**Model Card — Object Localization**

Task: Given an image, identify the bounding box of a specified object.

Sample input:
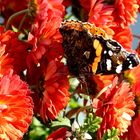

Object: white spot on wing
[116,64,122,73]
[106,59,112,71]
[104,50,107,54]
[128,63,133,69]
[108,50,113,56]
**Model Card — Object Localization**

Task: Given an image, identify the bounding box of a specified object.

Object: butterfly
[59,20,140,77]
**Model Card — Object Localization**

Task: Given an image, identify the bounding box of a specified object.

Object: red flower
[46,127,68,140]
[112,26,133,51]
[48,0,65,17]
[29,0,64,35]
[93,77,135,139]
[88,0,114,27]
[28,15,63,62]
[40,60,70,121]
[79,0,92,13]
[0,70,33,139]
[28,0,64,63]
[26,0,65,86]
[112,0,139,27]
[30,0,64,26]
[29,0,49,28]
[0,44,13,77]
[27,14,64,87]
[26,1,69,122]
[0,29,30,74]
[62,0,72,7]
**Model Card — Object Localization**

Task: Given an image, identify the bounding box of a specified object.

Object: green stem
[18,13,27,30]
[5,9,29,31]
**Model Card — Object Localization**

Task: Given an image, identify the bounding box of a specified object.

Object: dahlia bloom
[26,0,65,87]
[0,44,13,77]
[112,0,139,27]
[26,0,69,122]
[28,0,64,63]
[47,0,65,17]
[93,77,135,139]
[79,0,92,13]
[28,14,63,60]
[0,29,31,74]
[88,0,114,26]
[62,0,72,7]
[29,0,64,35]
[0,70,33,139]
[40,60,70,121]
[112,26,133,51]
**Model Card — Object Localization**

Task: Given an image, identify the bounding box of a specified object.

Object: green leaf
[23,117,50,140]
[12,25,19,32]
[51,116,71,128]
[69,97,80,108]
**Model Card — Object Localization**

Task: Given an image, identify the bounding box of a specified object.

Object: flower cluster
[0,0,140,140]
